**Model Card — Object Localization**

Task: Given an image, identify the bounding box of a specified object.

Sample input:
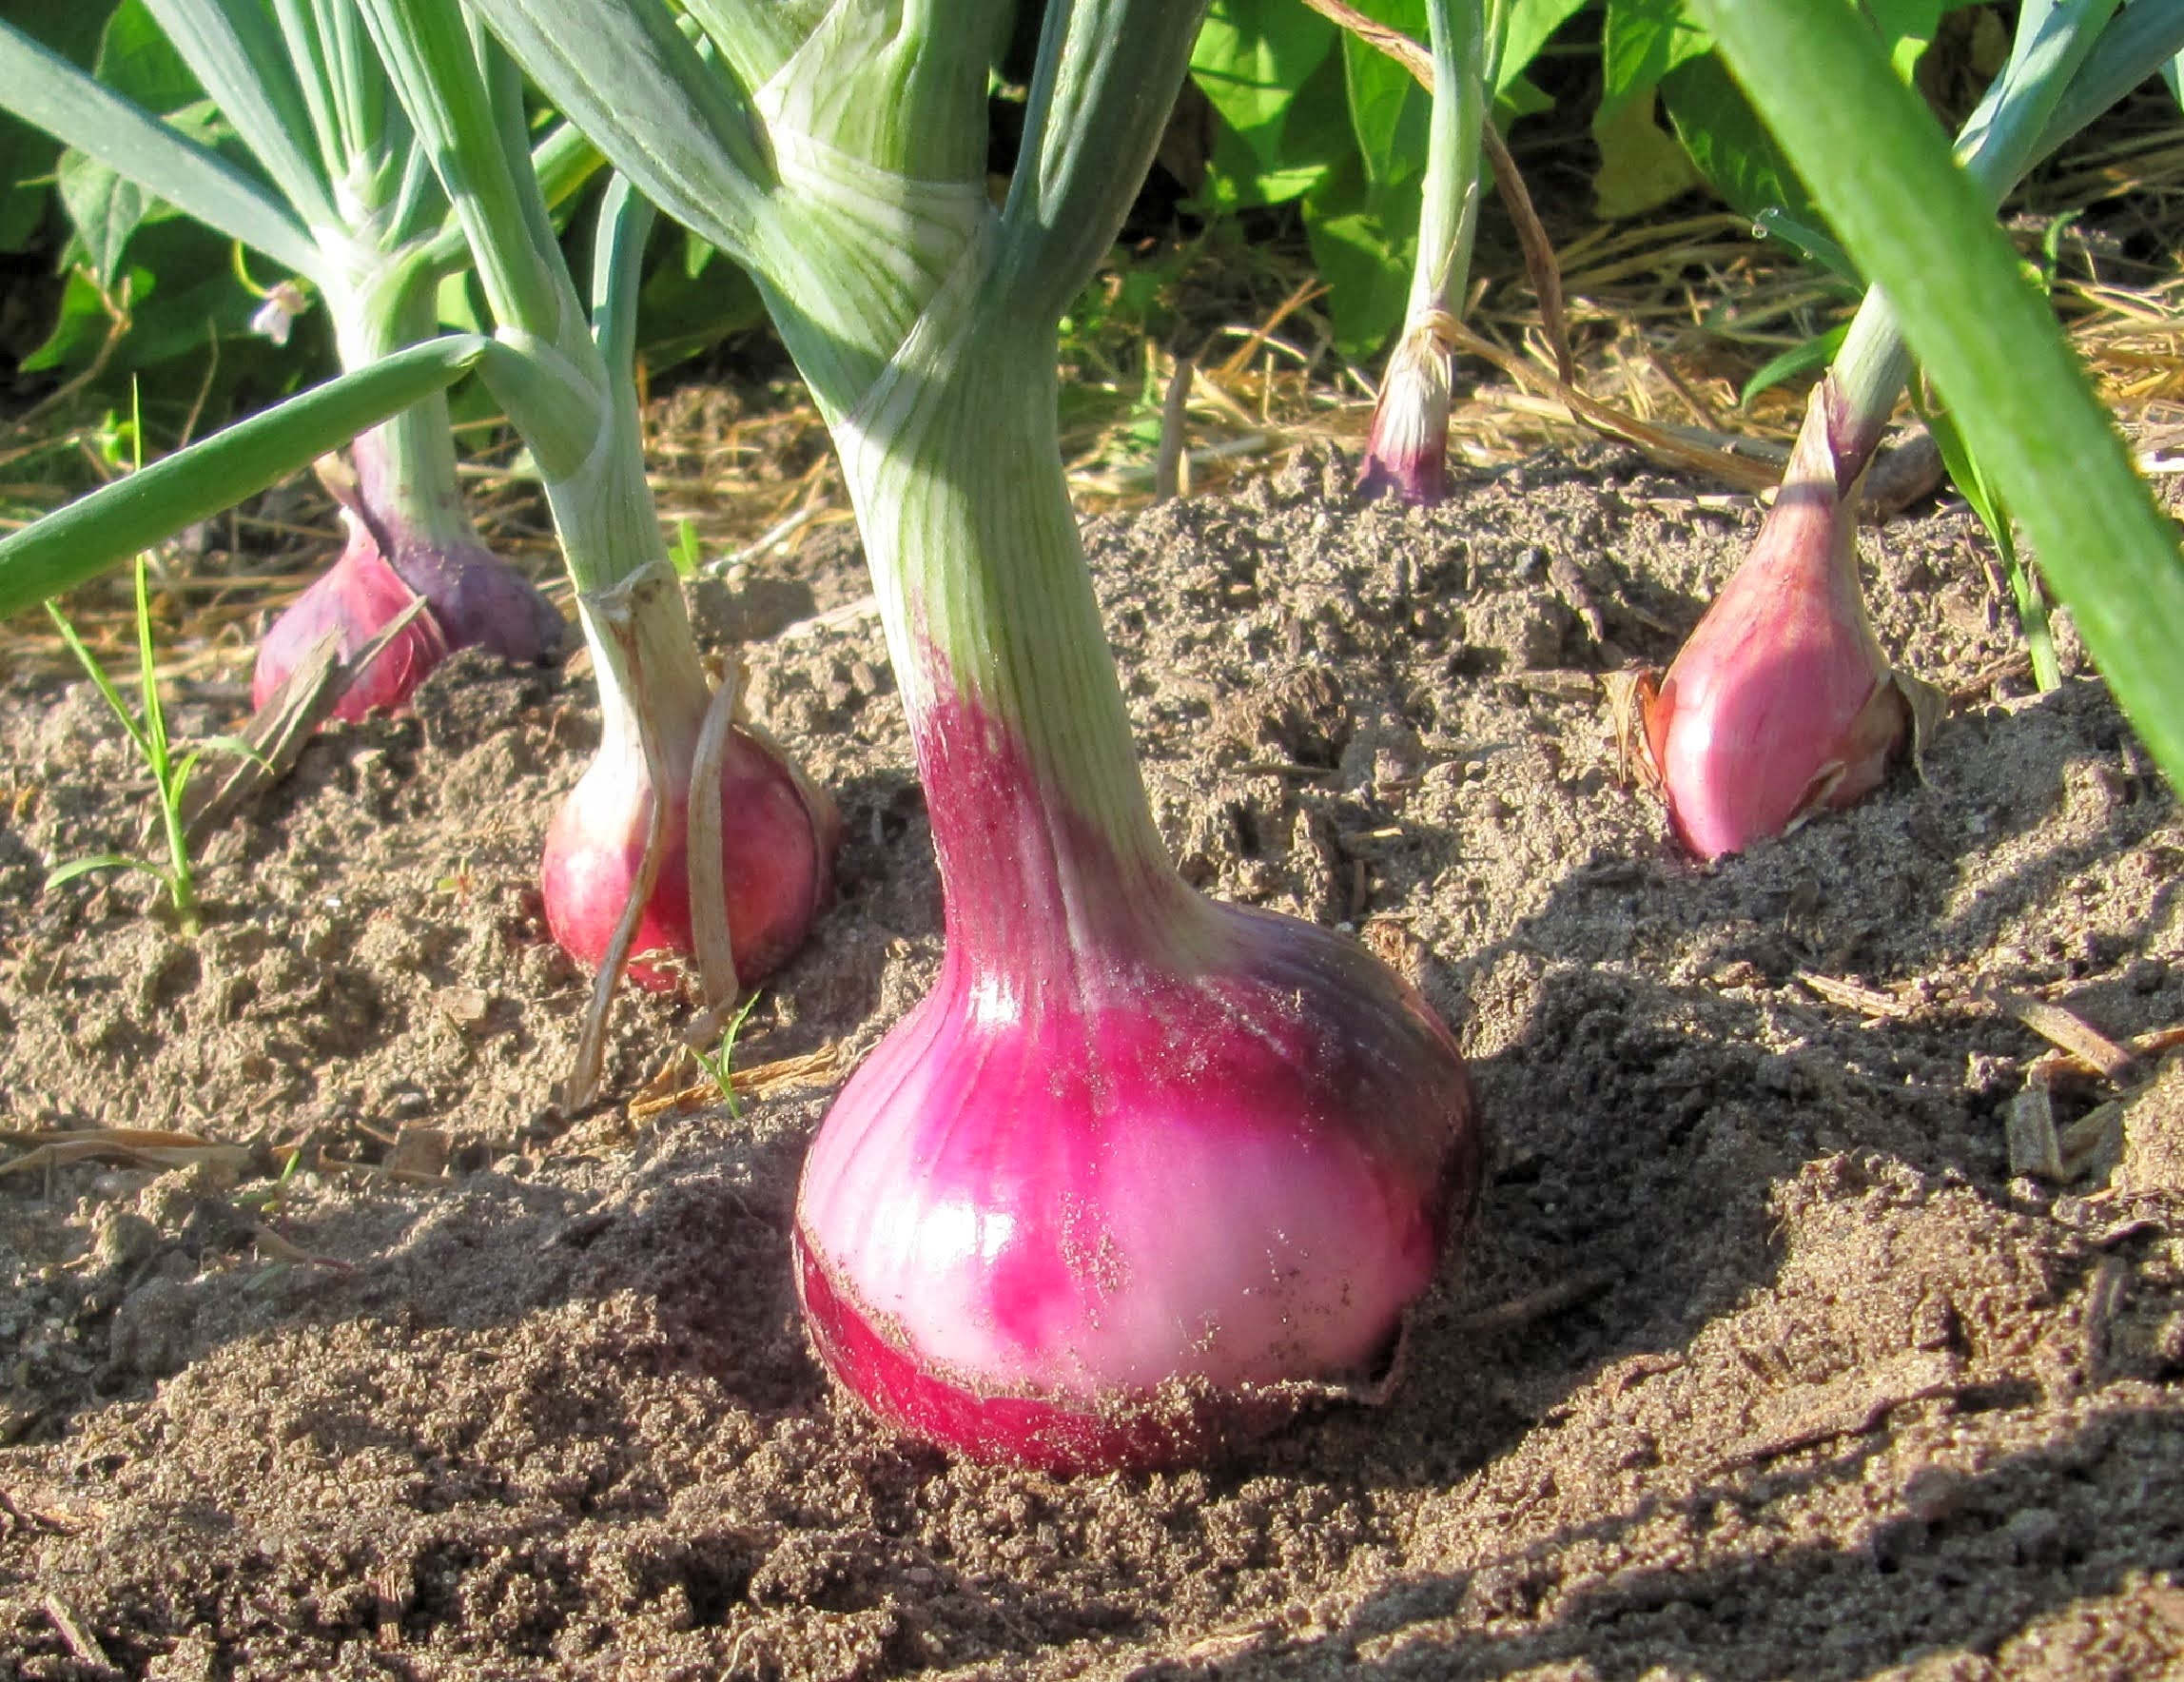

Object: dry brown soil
[2,445,2181,1680]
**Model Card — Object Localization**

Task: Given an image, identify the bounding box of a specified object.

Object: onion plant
[348,0,836,1023]
[1625,0,2184,857]
[1693,0,2184,793]
[1357,0,1494,505]
[0,336,492,617]
[460,0,1481,1471]
[0,4,837,1044]
[0,0,571,717]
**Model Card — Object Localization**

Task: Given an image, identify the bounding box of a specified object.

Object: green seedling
[46,507,267,936]
[672,518,704,577]
[688,991,765,1122]
[234,1144,308,1217]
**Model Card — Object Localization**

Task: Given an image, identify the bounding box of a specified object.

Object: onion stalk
[1358,0,1495,505]
[351,0,836,1006]
[472,0,1483,1469]
[0,3,570,717]
[1622,0,2182,858]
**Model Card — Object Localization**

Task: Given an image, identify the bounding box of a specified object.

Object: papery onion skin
[541,725,836,991]
[793,689,1481,1473]
[1357,325,1454,507]
[379,529,564,675]
[1639,399,1910,859]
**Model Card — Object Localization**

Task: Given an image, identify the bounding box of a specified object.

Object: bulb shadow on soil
[1377,672,2178,1408]
[1181,1398,2184,1679]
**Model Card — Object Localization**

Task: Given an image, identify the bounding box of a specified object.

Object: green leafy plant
[687,990,765,1121]
[45,553,265,937]
[1189,0,1577,355]
[0,0,575,717]
[0,0,839,1106]
[1620,0,2183,859]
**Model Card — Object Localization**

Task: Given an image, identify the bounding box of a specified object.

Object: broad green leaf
[1341,0,1430,188]
[1661,52,1807,222]
[1600,0,1711,123]
[1190,0,1341,205]
[96,0,205,111]
[1498,0,1589,91]
[0,334,490,618]
[1685,0,2184,788]
[0,0,116,252]
[1191,0,1337,136]
[56,150,149,285]
[436,267,486,333]
[20,218,268,404]
[1590,87,1701,219]
[0,15,323,279]
[1303,154,1420,356]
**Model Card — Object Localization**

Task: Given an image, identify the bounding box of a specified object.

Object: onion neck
[327,264,481,558]
[1759,384,1889,669]
[532,339,713,766]
[834,323,1211,994]
[576,560,713,786]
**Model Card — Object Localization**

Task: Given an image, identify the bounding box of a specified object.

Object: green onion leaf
[0,334,491,618]
[0,14,326,282]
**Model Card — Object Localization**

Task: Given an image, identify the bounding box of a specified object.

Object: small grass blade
[46,854,166,890]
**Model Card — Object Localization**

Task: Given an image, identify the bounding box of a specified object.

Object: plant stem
[1685,0,2184,789]
[839,318,1205,986]
[1412,0,1488,325]
[327,263,482,557]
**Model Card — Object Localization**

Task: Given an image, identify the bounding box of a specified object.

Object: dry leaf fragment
[2001,992,2136,1080]
[2007,1078,2064,1181]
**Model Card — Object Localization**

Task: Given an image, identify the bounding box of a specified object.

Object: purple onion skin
[253,489,560,722]
[251,519,452,720]
[377,528,564,673]
[793,689,1482,1474]
[1356,328,1453,507]
[1357,436,1450,507]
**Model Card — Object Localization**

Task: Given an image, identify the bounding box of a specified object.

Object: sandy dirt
[1,444,2180,1679]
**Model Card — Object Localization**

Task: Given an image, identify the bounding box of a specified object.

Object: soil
[2,444,2181,1680]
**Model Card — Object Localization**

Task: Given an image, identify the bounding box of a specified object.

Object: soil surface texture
[2,446,2181,1680]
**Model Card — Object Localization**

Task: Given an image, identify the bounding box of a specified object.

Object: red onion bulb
[1633,400,1918,858]
[542,720,835,990]
[539,567,836,990]
[793,698,1480,1472]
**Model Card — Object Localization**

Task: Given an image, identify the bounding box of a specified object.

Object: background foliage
[0,1,2162,440]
